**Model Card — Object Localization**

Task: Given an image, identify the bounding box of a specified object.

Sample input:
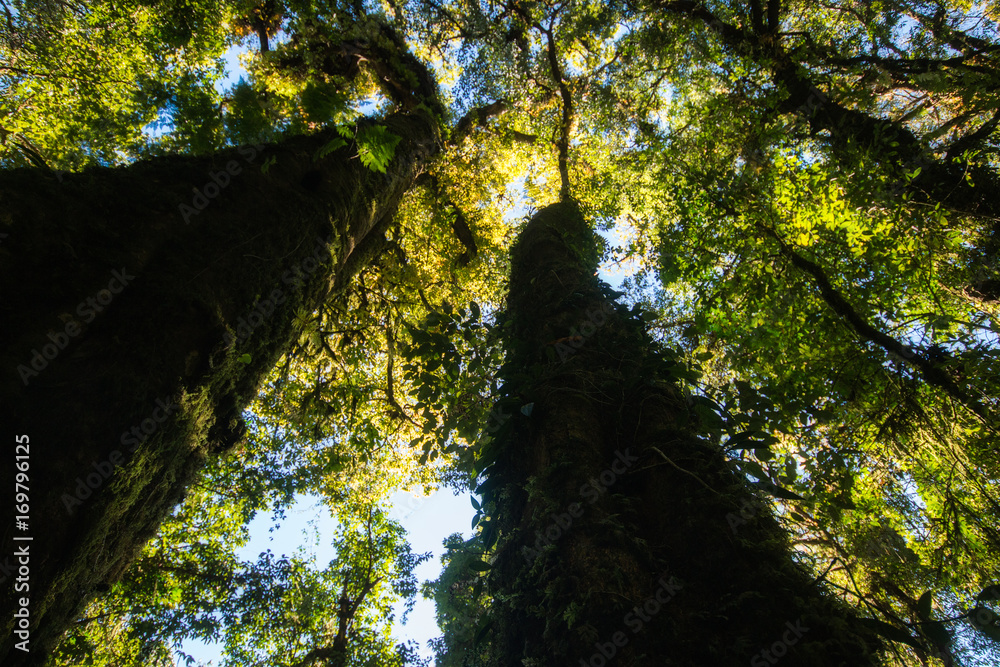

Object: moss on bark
[483,201,885,666]
[0,111,439,664]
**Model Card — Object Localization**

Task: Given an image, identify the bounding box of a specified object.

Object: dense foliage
[3,0,999,664]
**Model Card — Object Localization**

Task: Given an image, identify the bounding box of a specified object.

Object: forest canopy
[1,0,999,665]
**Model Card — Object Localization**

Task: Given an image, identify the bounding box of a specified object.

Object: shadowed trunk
[482,201,884,665]
[0,110,440,665]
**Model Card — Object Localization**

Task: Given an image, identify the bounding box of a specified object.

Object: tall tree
[469,199,883,665]
[619,5,1000,660]
[0,12,444,662]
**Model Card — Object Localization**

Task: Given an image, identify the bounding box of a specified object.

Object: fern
[356,125,402,173]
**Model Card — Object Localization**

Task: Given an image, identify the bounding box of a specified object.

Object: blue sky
[176,489,477,665]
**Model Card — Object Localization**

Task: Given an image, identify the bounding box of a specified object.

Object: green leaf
[473,618,493,647]
[476,476,500,498]
[468,560,492,572]
[356,125,402,173]
[726,430,765,449]
[739,460,767,481]
[917,590,933,620]
[314,137,346,161]
[752,481,804,501]
[755,447,774,461]
[300,81,346,122]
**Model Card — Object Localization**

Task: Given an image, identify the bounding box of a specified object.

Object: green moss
[0,110,441,664]
[479,202,885,666]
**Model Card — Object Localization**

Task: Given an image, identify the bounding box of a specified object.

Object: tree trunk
[0,110,439,664]
[482,201,884,665]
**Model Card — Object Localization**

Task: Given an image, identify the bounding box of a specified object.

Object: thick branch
[654,0,1000,295]
[912,10,1000,57]
[275,18,444,118]
[945,108,1000,161]
[654,0,1000,225]
[452,100,509,143]
[749,0,765,34]
[766,0,780,32]
[291,645,343,667]
[450,100,537,145]
[761,224,988,420]
[822,54,993,76]
[385,325,418,424]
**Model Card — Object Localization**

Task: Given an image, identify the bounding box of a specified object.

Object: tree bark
[482,201,884,665]
[0,110,440,664]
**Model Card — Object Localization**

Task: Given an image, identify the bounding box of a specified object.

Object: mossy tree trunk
[0,111,439,664]
[482,201,884,666]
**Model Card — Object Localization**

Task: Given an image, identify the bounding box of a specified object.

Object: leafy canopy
[7,0,1000,665]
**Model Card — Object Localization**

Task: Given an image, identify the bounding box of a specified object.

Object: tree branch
[760,223,989,421]
[945,108,1000,161]
[541,24,574,201]
[418,172,479,265]
[385,324,418,425]
[452,100,509,144]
